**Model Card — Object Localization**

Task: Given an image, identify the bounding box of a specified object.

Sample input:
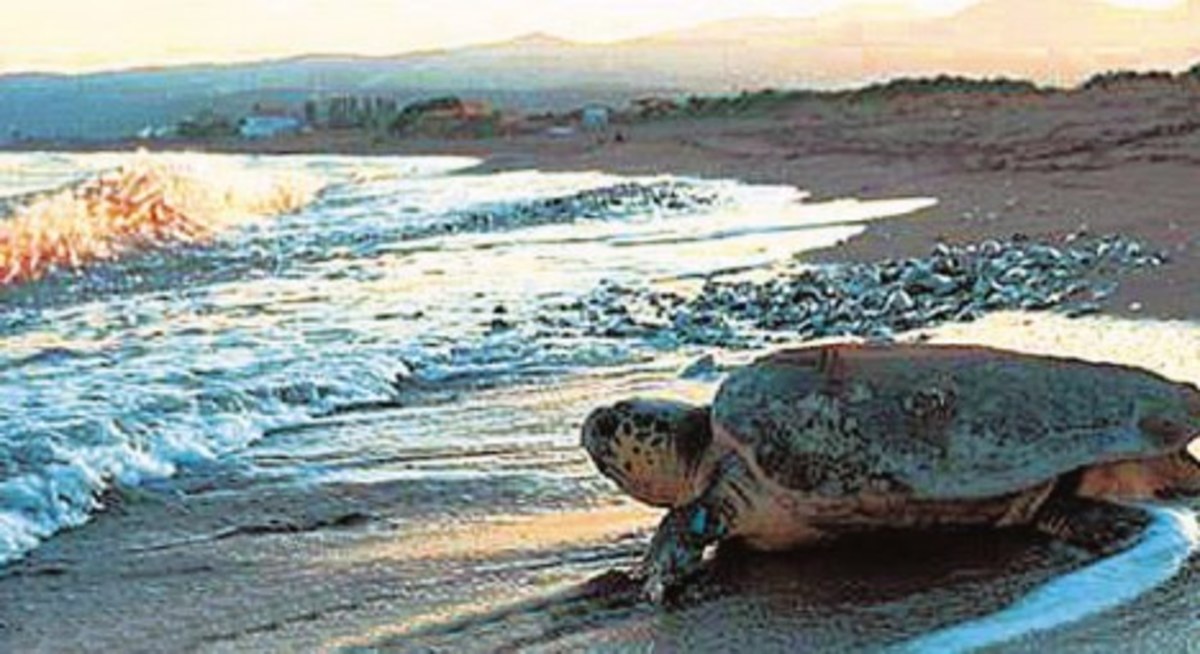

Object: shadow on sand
[371,528,1091,653]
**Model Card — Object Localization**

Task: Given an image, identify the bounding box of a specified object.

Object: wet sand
[5,84,1200,652]
[0,456,1187,654]
[0,452,652,652]
[3,464,1194,653]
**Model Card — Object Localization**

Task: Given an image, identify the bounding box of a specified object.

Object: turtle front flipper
[1034,475,1152,556]
[640,453,756,604]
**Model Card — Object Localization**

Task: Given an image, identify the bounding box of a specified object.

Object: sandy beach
[3,82,1200,652]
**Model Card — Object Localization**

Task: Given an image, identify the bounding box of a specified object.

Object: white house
[581,105,610,131]
[137,125,174,140]
[239,115,303,140]
[545,125,576,138]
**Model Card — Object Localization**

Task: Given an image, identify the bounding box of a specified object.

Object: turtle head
[581,398,712,508]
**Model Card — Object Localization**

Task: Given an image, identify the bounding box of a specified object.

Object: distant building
[389,97,495,136]
[239,115,303,140]
[401,97,491,121]
[447,100,492,121]
[581,105,611,131]
[631,97,679,119]
[137,125,174,140]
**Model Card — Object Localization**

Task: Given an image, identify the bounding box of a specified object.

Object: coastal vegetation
[167,95,509,143]
[2,60,1192,153]
[138,63,1196,149]
[174,110,238,139]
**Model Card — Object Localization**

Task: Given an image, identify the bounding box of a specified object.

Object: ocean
[0,151,931,565]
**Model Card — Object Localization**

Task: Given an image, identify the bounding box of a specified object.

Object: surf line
[895,505,1199,654]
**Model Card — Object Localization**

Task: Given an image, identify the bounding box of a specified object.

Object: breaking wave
[0,153,322,286]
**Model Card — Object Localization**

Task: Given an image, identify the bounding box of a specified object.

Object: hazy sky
[0,0,1186,74]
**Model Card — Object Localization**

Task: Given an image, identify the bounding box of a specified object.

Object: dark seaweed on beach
[554,234,1165,348]
[431,181,719,237]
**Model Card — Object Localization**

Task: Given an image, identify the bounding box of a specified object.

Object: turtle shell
[712,343,1200,499]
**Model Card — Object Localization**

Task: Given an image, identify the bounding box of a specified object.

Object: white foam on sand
[893,310,1200,652]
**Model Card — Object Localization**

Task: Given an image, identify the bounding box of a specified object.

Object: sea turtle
[581,343,1200,602]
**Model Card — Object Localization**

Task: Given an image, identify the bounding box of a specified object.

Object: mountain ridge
[2,0,1197,139]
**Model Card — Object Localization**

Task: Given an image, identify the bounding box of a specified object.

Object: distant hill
[641,0,1199,84]
[2,0,1197,140]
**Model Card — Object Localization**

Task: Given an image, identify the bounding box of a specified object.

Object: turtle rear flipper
[1155,446,1200,499]
[1034,475,1152,556]
[1077,447,1200,501]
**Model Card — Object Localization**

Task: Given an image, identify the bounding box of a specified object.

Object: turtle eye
[584,408,619,438]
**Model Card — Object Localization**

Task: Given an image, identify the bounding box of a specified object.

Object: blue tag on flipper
[690,507,708,535]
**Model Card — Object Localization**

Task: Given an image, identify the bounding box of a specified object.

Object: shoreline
[9,83,1198,321]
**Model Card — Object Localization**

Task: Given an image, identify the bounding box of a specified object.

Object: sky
[0,0,1187,74]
